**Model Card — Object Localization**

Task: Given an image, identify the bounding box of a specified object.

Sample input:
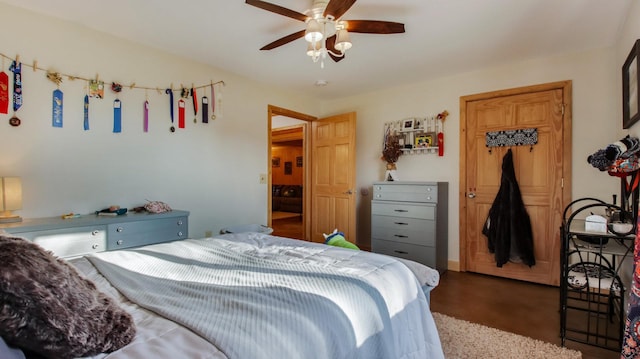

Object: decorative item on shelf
[0,177,22,223]
[381,125,402,181]
[437,110,449,156]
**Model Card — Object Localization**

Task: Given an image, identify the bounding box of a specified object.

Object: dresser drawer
[372,201,435,220]
[372,215,435,246]
[372,238,436,268]
[108,216,188,250]
[15,226,107,258]
[373,183,438,203]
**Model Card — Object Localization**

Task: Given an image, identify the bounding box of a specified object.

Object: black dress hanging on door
[481,149,536,267]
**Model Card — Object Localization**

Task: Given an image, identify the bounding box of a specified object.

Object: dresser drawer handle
[177,220,183,226]
[116,227,124,233]
[394,222,408,225]
[178,231,184,237]
[116,240,124,245]
[92,244,99,249]
[394,234,408,238]
[394,209,408,212]
[394,250,409,255]
[91,230,100,236]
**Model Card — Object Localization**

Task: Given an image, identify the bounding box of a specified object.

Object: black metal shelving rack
[560,173,639,351]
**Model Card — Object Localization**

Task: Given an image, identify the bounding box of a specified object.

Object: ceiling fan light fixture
[304,19,323,42]
[306,41,322,58]
[334,29,352,52]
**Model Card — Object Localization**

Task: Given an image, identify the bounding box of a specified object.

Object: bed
[0,231,444,359]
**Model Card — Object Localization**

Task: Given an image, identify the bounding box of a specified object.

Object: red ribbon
[178,99,185,128]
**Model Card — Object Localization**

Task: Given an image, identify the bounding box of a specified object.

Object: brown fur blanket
[0,235,135,358]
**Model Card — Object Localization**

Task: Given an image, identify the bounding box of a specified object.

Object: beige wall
[0,3,319,237]
[323,47,622,261]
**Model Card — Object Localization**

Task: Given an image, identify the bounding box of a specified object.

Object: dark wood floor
[430,271,618,359]
[271,215,304,240]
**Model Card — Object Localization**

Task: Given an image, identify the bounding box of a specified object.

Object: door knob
[468,192,476,198]
[344,189,353,195]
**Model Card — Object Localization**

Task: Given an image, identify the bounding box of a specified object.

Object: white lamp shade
[1,177,22,211]
[306,41,322,57]
[304,19,323,42]
[334,29,352,52]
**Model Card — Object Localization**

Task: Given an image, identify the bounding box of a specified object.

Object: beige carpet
[433,312,582,359]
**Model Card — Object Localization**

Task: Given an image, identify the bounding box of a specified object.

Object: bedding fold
[87,235,443,359]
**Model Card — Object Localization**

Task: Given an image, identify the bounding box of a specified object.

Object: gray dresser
[371,182,448,273]
[0,210,189,258]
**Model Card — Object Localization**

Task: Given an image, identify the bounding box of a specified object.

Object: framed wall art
[272,157,280,167]
[623,39,640,129]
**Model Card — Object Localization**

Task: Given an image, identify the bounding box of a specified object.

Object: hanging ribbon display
[191,87,198,123]
[202,96,209,123]
[9,60,22,112]
[211,83,216,120]
[0,71,8,114]
[113,99,122,133]
[165,88,174,132]
[178,99,185,129]
[52,89,63,128]
[143,100,149,133]
[83,95,89,130]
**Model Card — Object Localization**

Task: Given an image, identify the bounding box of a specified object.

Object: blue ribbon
[113,99,122,133]
[9,61,22,112]
[52,89,63,128]
[83,95,89,130]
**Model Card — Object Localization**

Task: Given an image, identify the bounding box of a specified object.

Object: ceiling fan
[246,0,405,66]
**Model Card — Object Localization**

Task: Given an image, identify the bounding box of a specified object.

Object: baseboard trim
[447,260,460,272]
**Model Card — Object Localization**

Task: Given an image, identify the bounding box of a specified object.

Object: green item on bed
[323,229,359,250]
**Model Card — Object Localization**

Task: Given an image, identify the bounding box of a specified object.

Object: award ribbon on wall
[113,99,122,133]
[165,88,175,132]
[0,71,8,114]
[191,87,198,123]
[178,99,185,129]
[9,60,22,112]
[83,95,90,130]
[52,89,63,128]
[202,96,209,123]
[143,100,149,132]
[211,82,216,120]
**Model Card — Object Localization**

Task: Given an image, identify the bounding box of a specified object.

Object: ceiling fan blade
[323,0,357,20]
[325,35,345,62]
[246,0,308,22]
[260,30,306,50]
[345,20,405,34]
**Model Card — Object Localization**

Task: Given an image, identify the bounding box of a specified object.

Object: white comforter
[85,233,443,359]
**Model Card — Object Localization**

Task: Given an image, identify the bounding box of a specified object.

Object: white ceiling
[0,0,632,100]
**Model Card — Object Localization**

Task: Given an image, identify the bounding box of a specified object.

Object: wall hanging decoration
[52,89,63,128]
[0,57,8,114]
[382,110,447,157]
[165,88,175,132]
[89,80,104,98]
[143,99,149,133]
[83,94,90,130]
[9,59,22,126]
[178,98,186,129]
[623,39,640,129]
[202,96,209,123]
[0,51,226,132]
[113,99,122,133]
[485,128,538,153]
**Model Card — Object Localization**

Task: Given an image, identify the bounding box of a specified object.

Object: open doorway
[267,106,316,241]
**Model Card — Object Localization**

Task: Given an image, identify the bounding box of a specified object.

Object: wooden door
[310,112,357,244]
[460,81,572,286]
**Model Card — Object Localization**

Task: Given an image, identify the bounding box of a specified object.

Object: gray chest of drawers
[0,210,189,258]
[371,182,448,273]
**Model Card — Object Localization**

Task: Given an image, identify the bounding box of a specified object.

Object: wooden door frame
[268,105,317,240]
[458,80,573,271]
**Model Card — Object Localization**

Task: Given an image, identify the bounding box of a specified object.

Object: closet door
[460,81,572,286]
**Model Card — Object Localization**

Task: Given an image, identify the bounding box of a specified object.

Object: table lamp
[0,177,22,223]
